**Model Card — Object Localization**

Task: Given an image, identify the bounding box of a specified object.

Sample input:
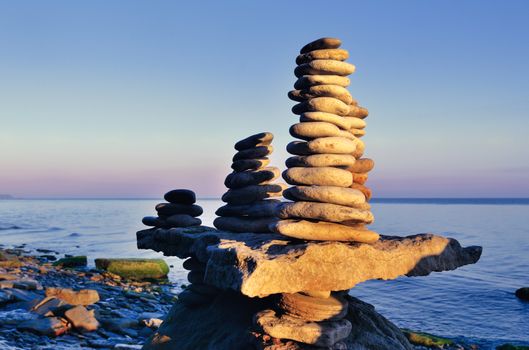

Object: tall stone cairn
[214,132,286,233]
[269,37,379,243]
[142,189,203,229]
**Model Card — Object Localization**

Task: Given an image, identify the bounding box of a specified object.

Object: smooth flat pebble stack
[214,132,286,233]
[269,37,379,246]
[142,189,203,229]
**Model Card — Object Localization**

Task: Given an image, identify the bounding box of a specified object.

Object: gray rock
[155,203,203,217]
[17,316,69,336]
[232,145,273,161]
[235,132,274,151]
[213,216,277,233]
[166,214,201,228]
[221,184,285,205]
[224,167,279,189]
[164,189,196,205]
[231,158,270,172]
[142,216,167,228]
[215,200,280,217]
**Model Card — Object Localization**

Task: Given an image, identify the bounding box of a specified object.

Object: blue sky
[1,0,528,198]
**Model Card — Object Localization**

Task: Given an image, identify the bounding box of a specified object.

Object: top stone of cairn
[299,37,342,54]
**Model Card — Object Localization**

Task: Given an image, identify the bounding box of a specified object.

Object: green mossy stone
[497,345,529,350]
[52,256,87,268]
[402,329,454,348]
[95,258,169,280]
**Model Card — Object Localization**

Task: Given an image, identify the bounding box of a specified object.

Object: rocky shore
[0,246,176,350]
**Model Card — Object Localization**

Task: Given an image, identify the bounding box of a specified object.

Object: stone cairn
[255,38,378,349]
[269,37,378,244]
[214,132,286,233]
[142,189,203,229]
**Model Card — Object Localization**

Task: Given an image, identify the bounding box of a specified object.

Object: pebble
[300,37,342,54]
[342,116,366,129]
[187,270,205,284]
[352,173,368,185]
[215,200,280,217]
[350,128,366,137]
[345,105,369,119]
[288,85,353,104]
[283,167,353,187]
[141,216,166,228]
[221,184,286,205]
[296,48,349,65]
[346,158,374,173]
[287,137,357,155]
[45,287,100,306]
[350,183,372,201]
[234,132,273,151]
[278,292,349,322]
[270,219,380,243]
[64,305,99,332]
[165,214,201,227]
[163,189,196,205]
[224,167,279,189]
[213,216,278,233]
[283,186,366,208]
[515,287,529,301]
[294,60,356,78]
[294,75,350,90]
[155,203,203,217]
[182,258,205,271]
[231,158,270,172]
[276,201,374,224]
[300,112,355,130]
[232,145,273,161]
[352,139,365,158]
[292,97,350,115]
[290,122,355,141]
[286,154,357,168]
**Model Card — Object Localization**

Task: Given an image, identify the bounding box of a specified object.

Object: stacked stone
[142,189,203,229]
[269,37,379,244]
[178,256,220,307]
[214,132,286,233]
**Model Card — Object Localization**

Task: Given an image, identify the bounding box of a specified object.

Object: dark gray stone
[232,146,272,161]
[221,184,284,205]
[231,158,269,172]
[215,200,280,217]
[166,215,201,228]
[155,203,203,217]
[164,189,196,205]
[234,132,273,151]
[224,168,278,189]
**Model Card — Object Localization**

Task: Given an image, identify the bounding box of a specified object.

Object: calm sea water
[1,199,528,348]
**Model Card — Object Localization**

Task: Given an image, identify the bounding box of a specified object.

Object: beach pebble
[221,184,286,205]
[300,112,355,130]
[270,219,380,243]
[64,305,99,332]
[287,137,357,155]
[234,132,273,151]
[295,60,356,78]
[288,85,353,104]
[45,287,99,306]
[278,292,349,322]
[155,203,203,217]
[352,139,365,158]
[515,287,529,301]
[286,154,357,168]
[231,158,270,172]
[163,189,196,205]
[296,48,349,65]
[346,105,369,119]
[346,158,374,173]
[182,257,205,271]
[351,128,366,137]
[276,201,374,224]
[283,186,366,208]
[283,167,353,187]
[294,75,350,89]
[300,37,342,54]
[350,183,372,201]
[166,214,202,227]
[187,270,205,284]
[215,199,280,217]
[142,216,166,227]
[342,116,367,129]
[224,167,279,188]
[213,216,277,233]
[232,145,273,161]
[352,173,368,185]
[290,122,355,141]
[292,97,350,115]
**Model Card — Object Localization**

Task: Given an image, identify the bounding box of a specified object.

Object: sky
[1,0,529,198]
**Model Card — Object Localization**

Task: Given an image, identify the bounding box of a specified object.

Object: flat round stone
[294,60,356,78]
[142,216,166,228]
[165,214,201,227]
[276,201,374,224]
[234,132,273,151]
[296,48,349,65]
[287,137,357,155]
[270,219,380,243]
[224,167,279,188]
[283,186,365,207]
[213,216,277,233]
[346,105,369,119]
[182,257,205,271]
[352,173,368,185]
[301,112,354,130]
[351,128,366,137]
[351,183,372,201]
[300,37,342,54]
[231,158,270,172]
[155,203,203,217]
[232,145,273,161]
[290,122,354,141]
[164,189,196,204]
[342,116,366,129]
[221,184,286,205]
[283,167,353,187]
[292,97,350,115]
[352,139,365,158]
[294,75,350,90]
[278,293,349,322]
[215,199,280,217]
[286,154,356,168]
[346,158,374,173]
[288,85,353,104]
[187,269,205,284]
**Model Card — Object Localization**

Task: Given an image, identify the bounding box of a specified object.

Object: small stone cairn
[214,132,286,233]
[269,37,379,244]
[142,189,203,229]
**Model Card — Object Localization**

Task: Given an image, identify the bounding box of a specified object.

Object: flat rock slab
[137,227,482,298]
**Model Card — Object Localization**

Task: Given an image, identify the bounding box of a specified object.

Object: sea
[1,198,528,349]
